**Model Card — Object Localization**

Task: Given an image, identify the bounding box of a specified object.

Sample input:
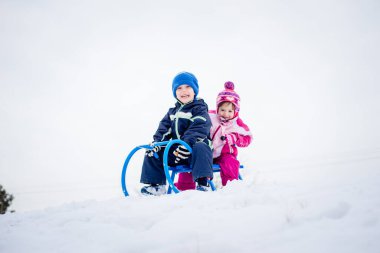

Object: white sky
[0,0,379,211]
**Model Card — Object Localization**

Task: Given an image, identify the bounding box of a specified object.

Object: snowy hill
[1,151,379,253]
[1,0,380,252]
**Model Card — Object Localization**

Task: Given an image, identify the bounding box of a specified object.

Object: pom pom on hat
[216,81,241,112]
[172,72,199,98]
[224,81,235,90]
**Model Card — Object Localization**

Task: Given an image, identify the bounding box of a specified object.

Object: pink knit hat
[216,81,240,112]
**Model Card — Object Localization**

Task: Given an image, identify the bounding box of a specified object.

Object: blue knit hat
[172,72,199,98]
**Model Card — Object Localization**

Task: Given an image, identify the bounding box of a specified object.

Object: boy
[140,72,213,195]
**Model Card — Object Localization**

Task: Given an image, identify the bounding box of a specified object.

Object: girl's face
[218,103,235,120]
[176,85,195,104]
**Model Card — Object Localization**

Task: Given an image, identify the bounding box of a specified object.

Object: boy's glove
[173,145,191,164]
[146,142,161,157]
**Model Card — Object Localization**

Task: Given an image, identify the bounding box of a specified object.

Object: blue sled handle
[121,140,192,196]
[162,140,192,194]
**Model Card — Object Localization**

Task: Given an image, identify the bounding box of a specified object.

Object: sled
[121,139,244,197]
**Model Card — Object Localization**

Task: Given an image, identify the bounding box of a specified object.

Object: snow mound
[1,158,380,253]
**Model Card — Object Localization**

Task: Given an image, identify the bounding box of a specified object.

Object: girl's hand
[223,134,237,145]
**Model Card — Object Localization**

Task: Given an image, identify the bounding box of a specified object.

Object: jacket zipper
[175,104,184,139]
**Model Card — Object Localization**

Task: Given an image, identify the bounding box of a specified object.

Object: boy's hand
[173,145,191,164]
[146,142,161,157]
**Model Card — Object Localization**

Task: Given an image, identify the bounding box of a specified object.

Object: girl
[210,81,252,186]
[175,81,252,190]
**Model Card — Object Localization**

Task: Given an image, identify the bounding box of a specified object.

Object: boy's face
[218,103,235,120]
[176,84,195,104]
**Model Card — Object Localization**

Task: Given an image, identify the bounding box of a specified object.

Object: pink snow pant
[175,153,240,190]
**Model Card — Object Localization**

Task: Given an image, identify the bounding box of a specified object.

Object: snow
[1,0,380,252]
[1,151,380,252]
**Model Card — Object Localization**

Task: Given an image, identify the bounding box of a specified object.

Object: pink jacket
[209,110,252,158]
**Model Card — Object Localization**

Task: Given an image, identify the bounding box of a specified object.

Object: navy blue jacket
[153,98,212,148]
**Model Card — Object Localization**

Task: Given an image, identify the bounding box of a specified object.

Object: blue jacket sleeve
[153,109,172,142]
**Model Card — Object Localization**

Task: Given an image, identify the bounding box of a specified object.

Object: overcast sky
[1,0,379,211]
